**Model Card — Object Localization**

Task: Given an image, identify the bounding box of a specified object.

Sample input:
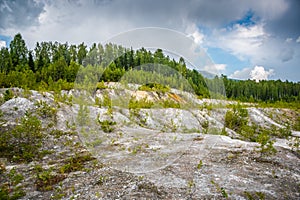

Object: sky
[0,0,299,82]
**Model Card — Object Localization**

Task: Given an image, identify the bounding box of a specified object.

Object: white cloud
[210,23,268,61]
[250,66,274,82]
[230,65,274,82]
[203,63,226,74]
[296,36,300,43]
[0,40,6,48]
[186,23,204,45]
[191,30,204,45]
[229,67,252,80]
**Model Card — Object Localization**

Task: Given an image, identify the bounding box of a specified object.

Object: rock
[0,88,299,199]
[0,97,35,121]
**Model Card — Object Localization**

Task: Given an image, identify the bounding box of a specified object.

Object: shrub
[0,112,43,162]
[35,100,57,119]
[224,104,248,133]
[96,81,107,90]
[0,167,26,199]
[138,83,170,93]
[293,116,300,131]
[4,89,14,101]
[35,167,65,191]
[76,104,90,126]
[129,97,153,109]
[98,120,116,133]
[161,99,180,108]
[102,92,112,108]
[256,129,277,156]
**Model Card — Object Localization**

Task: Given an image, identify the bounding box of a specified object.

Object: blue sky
[0,0,299,81]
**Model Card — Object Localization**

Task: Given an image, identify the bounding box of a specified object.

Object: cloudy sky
[0,0,299,81]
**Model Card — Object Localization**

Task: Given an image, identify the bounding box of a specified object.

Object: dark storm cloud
[0,0,45,30]
[265,0,300,38]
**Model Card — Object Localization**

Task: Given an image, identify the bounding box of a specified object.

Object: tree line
[0,33,299,103]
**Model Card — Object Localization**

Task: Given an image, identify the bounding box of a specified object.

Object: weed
[4,89,14,101]
[77,104,90,126]
[98,120,116,133]
[35,167,65,191]
[197,160,203,169]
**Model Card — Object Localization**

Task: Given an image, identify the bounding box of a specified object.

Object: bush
[138,83,170,93]
[161,99,180,108]
[256,129,277,156]
[4,89,14,101]
[35,167,65,191]
[35,100,57,120]
[76,104,90,126]
[0,112,43,162]
[293,116,300,131]
[96,81,107,90]
[129,97,153,109]
[224,104,248,133]
[98,120,116,133]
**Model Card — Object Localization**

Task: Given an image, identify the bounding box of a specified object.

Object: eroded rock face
[0,97,35,124]
[0,88,299,199]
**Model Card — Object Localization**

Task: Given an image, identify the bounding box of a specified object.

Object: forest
[0,33,300,103]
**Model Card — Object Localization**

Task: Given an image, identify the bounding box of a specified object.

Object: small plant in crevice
[76,104,90,126]
[34,166,65,191]
[60,153,94,174]
[244,191,266,200]
[197,160,203,169]
[293,116,300,131]
[98,119,116,133]
[256,129,277,157]
[35,100,57,121]
[224,103,248,133]
[211,179,228,199]
[201,120,209,134]
[0,167,26,199]
[288,137,300,154]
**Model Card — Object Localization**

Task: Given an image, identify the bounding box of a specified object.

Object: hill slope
[0,85,299,199]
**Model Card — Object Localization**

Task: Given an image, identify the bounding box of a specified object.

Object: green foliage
[0,167,26,200]
[293,116,300,131]
[96,81,107,90]
[210,179,228,199]
[244,191,266,200]
[138,83,170,93]
[129,98,154,109]
[201,120,209,134]
[76,104,90,126]
[0,33,299,103]
[60,153,94,174]
[8,168,24,186]
[289,137,300,153]
[0,112,43,162]
[35,100,57,119]
[224,104,248,133]
[256,129,277,156]
[102,92,112,108]
[197,160,203,169]
[4,89,14,101]
[161,99,180,108]
[98,120,116,133]
[35,167,65,191]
